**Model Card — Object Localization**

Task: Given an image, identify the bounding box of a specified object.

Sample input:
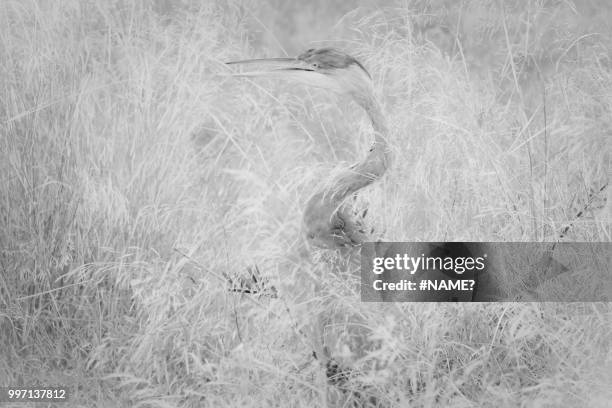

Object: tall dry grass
[1,0,611,406]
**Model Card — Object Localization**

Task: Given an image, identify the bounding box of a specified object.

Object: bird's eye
[312,62,319,68]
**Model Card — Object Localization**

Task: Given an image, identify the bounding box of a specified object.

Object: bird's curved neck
[354,91,388,144]
[322,90,390,202]
[302,86,391,249]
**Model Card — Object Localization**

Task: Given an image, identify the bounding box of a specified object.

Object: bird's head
[226,47,373,100]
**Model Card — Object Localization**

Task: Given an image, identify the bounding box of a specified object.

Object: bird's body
[227,47,391,250]
[227,48,393,388]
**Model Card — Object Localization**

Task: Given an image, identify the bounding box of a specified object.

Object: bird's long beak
[225,56,314,77]
[225,55,341,92]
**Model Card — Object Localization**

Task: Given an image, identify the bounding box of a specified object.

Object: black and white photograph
[1,0,611,406]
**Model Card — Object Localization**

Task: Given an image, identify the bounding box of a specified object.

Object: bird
[226,48,391,250]
[226,50,507,304]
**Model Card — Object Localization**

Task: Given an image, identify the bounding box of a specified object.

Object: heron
[227,47,391,250]
[225,50,507,305]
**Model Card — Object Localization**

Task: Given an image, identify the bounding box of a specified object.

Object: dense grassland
[1,1,611,406]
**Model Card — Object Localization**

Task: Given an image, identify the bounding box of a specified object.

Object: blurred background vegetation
[1,0,610,406]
